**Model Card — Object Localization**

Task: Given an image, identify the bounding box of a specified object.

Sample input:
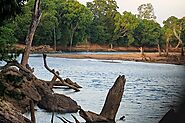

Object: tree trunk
[140,46,144,56]
[173,28,183,49]
[69,31,74,52]
[166,38,169,56]
[100,75,126,120]
[181,43,184,56]
[158,44,161,56]
[21,0,42,66]
[30,100,36,123]
[79,75,126,122]
[69,23,78,52]
[110,43,113,49]
[53,26,56,51]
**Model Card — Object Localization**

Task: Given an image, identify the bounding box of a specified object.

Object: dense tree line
[0,0,185,55]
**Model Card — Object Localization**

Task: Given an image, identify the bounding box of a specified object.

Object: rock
[0,99,31,123]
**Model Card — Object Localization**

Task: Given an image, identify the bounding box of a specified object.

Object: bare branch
[42,54,80,91]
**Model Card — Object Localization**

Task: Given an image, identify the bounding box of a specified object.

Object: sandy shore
[48,53,185,65]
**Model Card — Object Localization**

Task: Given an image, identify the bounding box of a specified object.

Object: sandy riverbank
[48,52,185,65]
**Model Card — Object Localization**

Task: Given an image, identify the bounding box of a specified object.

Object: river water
[22,54,185,123]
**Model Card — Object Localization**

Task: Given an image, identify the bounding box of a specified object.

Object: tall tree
[137,3,156,20]
[163,16,185,56]
[21,0,42,66]
[133,19,161,55]
[87,0,118,45]
[59,0,92,51]
[114,11,139,46]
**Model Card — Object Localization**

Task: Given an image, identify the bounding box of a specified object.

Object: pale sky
[78,0,185,25]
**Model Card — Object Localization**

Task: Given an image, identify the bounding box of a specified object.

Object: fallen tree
[0,60,81,122]
[58,75,126,123]
[79,75,126,122]
[43,54,81,91]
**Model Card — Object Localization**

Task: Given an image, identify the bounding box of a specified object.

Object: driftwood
[2,61,36,80]
[79,75,126,122]
[43,54,80,91]
[79,109,109,122]
[30,100,36,123]
[57,114,80,123]
[159,109,176,123]
[65,78,82,88]
[71,114,80,123]
[0,100,31,123]
[100,75,126,120]
[51,112,54,123]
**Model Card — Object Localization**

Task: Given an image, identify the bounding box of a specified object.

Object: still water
[23,54,185,123]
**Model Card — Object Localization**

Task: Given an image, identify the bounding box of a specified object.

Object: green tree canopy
[114,11,139,46]
[87,0,119,44]
[0,0,27,61]
[137,3,156,20]
[58,0,93,50]
[133,19,161,47]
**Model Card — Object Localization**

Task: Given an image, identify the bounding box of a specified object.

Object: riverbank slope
[48,53,185,65]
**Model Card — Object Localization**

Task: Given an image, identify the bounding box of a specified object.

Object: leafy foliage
[133,19,161,47]
[0,0,28,25]
[114,11,139,46]
[87,0,119,44]
[0,24,20,62]
[0,0,184,55]
[137,3,156,20]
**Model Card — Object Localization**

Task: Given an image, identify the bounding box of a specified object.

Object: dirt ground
[16,44,185,65]
[48,52,185,65]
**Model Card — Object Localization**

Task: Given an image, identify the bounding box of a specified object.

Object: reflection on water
[23,56,185,123]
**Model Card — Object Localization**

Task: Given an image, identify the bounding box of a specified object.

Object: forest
[0,0,185,60]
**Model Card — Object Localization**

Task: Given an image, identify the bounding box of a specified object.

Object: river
[22,54,185,123]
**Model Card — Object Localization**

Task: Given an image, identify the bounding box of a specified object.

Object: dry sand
[48,53,185,65]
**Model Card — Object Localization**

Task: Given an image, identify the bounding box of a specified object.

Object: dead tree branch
[79,75,126,122]
[42,54,80,91]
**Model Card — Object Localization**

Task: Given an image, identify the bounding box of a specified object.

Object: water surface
[23,55,185,123]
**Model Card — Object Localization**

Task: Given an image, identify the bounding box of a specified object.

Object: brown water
[23,55,185,123]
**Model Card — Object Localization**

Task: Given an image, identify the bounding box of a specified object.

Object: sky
[78,0,185,25]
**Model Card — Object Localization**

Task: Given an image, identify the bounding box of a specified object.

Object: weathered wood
[79,109,109,122]
[71,114,80,123]
[79,75,126,122]
[100,75,126,120]
[49,71,59,88]
[65,78,82,88]
[43,54,80,91]
[30,100,36,123]
[0,100,31,123]
[21,0,42,66]
[158,109,176,123]
[56,116,68,123]
[2,61,36,80]
[51,112,54,123]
